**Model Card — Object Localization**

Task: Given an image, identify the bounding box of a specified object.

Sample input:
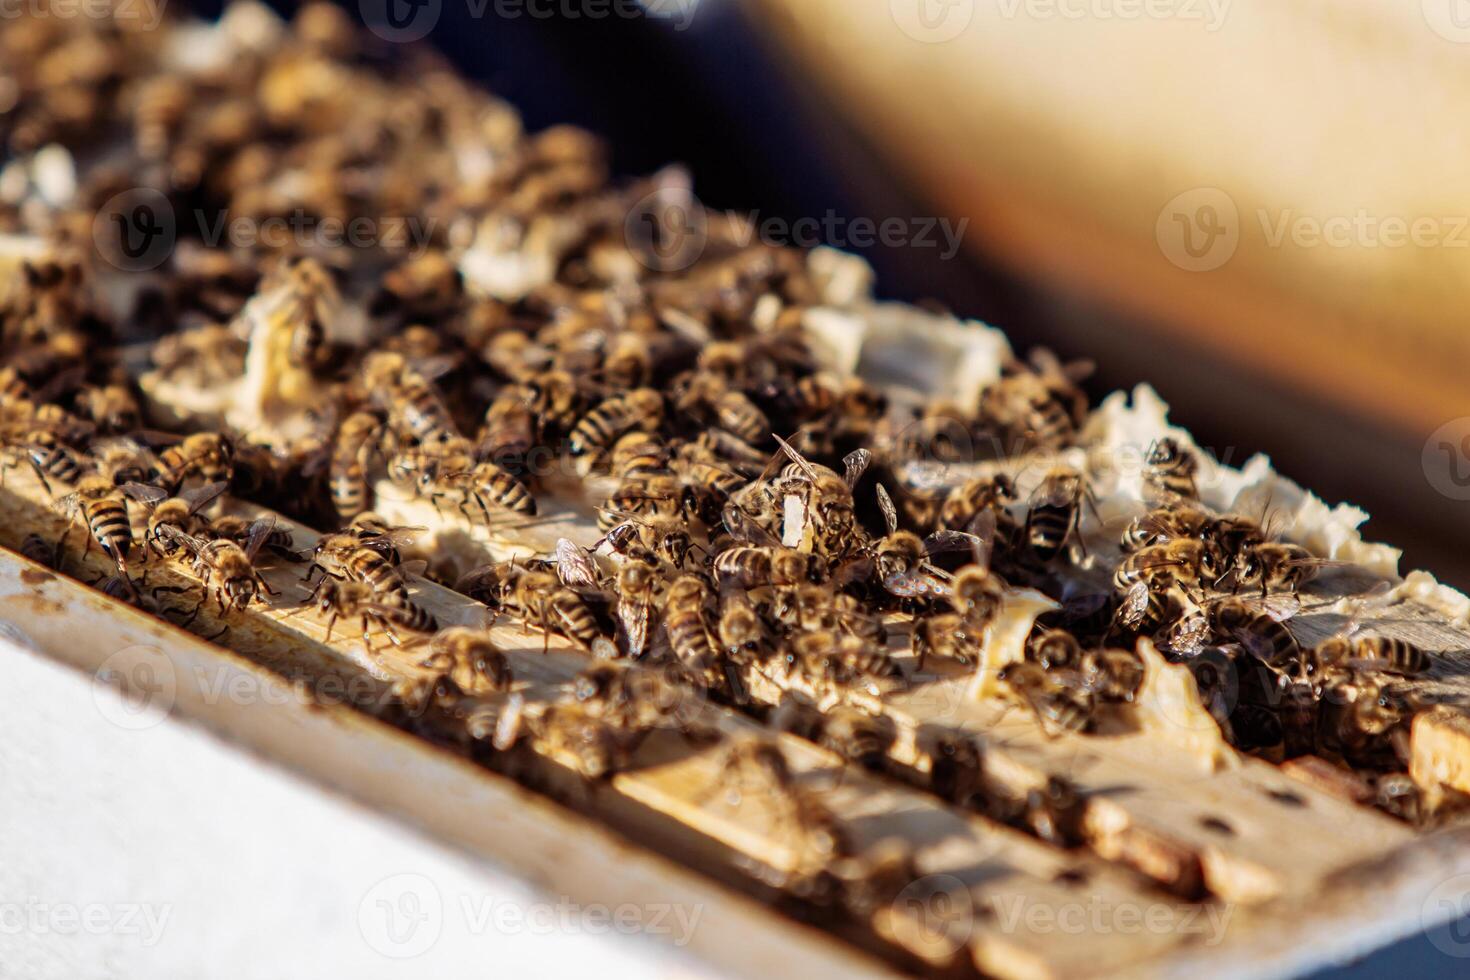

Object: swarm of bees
[0,6,1458,945]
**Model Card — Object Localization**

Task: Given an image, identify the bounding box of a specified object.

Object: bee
[910,611,985,670]
[239,256,340,373]
[310,532,434,636]
[513,700,628,781]
[1234,542,1335,597]
[365,352,460,447]
[477,385,536,474]
[597,473,681,530]
[18,531,61,569]
[122,480,228,559]
[949,510,1007,628]
[420,627,512,693]
[1026,628,1082,670]
[430,459,538,521]
[167,517,280,616]
[525,369,584,439]
[608,430,668,480]
[1330,680,1417,759]
[711,740,852,865]
[497,567,606,653]
[1227,703,1286,754]
[718,587,769,664]
[599,513,694,570]
[1313,634,1430,678]
[1208,597,1302,674]
[778,700,896,769]
[157,432,234,491]
[90,439,157,488]
[569,388,663,458]
[831,634,904,682]
[5,429,87,494]
[917,724,987,807]
[1081,647,1146,703]
[768,438,868,558]
[58,475,133,576]
[664,575,719,673]
[329,411,385,520]
[1024,467,1094,561]
[939,473,1018,536]
[1114,538,1220,595]
[977,364,1081,452]
[1120,505,1212,554]
[864,484,967,603]
[74,384,142,435]
[573,661,709,733]
[615,558,660,658]
[997,661,1094,734]
[600,331,654,390]
[676,373,769,447]
[1142,437,1199,501]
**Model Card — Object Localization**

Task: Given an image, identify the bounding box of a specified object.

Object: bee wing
[1165,610,1211,658]
[1116,581,1151,630]
[771,432,819,481]
[721,504,782,547]
[1061,590,1111,622]
[127,428,185,449]
[180,481,229,516]
[966,509,998,572]
[242,515,278,561]
[876,483,899,537]
[555,537,603,590]
[922,529,980,558]
[618,597,652,658]
[157,522,205,555]
[841,449,872,490]
[454,563,505,599]
[397,559,429,580]
[371,524,429,548]
[120,481,169,508]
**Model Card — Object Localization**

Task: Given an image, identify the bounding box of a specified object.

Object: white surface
[0,638,710,980]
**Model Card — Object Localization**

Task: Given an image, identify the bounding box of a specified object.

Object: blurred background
[179,0,1470,589]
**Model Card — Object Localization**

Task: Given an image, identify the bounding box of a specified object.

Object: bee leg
[27,460,54,498]
[257,571,279,597]
[179,596,205,628]
[201,623,229,643]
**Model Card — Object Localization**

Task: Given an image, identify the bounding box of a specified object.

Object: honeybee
[599,513,694,570]
[939,473,1017,535]
[1026,628,1082,670]
[511,700,628,781]
[866,484,970,603]
[329,410,385,520]
[1313,634,1430,679]
[569,389,663,459]
[675,373,769,447]
[477,385,536,473]
[5,429,87,494]
[122,480,228,559]
[429,459,538,521]
[1234,542,1335,597]
[420,626,512,693]
[917,725,986,807]
[367,354,461,447]
[607,430,667,480]
[1329,679,1417,760]
[310,530,431,626]
[664,575,719,673]
[494,567,607,653]
[949,510,1007,627]
[157,432,234,491]
[767,438,869,558]
[238,256,340,373]
[1120,505,1212,554]
[600,331,654,390]
[1024,467,1094,561]
[711,740,852,865]
[1114,538,1221,595]
[17,531,60,569]
[1141,437,1199,501]
[1080,647,1146,703]
[166,517,280,616]
[58,475,133,576]
[717,587,769,664]
[1206,597,1302,674]
[74,383,142,435]
[615,558,660,658]
[997,660,1094,735]
[910,611,985,670]
[597,473,681,530]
